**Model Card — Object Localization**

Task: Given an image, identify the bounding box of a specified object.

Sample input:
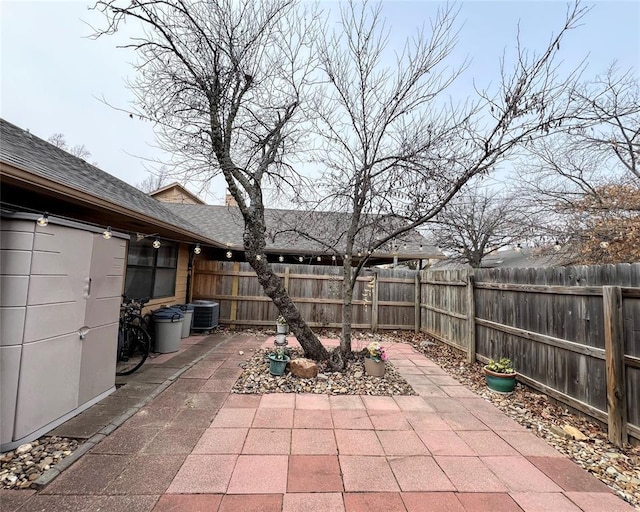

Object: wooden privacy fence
[420,264,640,446]
[192,258,639,445]
[192,261,418,331]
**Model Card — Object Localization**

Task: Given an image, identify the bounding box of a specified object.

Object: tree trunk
[242,213,329,361]
[340,260,353,354]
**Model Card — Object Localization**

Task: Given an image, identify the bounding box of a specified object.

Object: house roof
[149,182,206,204]
[0,118,222,246]
[431,247,570,270]
[165,203,442,262]
[0,117,443,263]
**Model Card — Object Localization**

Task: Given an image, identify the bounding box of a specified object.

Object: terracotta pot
[364,357,385,377]
[484,367,517,393]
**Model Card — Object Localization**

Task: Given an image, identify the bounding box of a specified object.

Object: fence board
[422,263,640,446]
[193,259,639,444]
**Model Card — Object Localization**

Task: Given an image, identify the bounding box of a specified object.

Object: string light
[102,226,112,240]
[37,212,49,226]
[152,238,161,249]
[515,243,522,253]
[419,244,423,251]
[226,250,233,258]
[316,256,321,262]
[331,255,336,261]
[194,243,202,255]
[279,255,284,262]
[256,254,262,261]
[554,241,561,252]
[298,256,304,263]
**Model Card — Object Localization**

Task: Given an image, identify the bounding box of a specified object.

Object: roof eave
[0,162,225,248]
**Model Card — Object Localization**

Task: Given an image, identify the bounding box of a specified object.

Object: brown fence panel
[419,268,471,353]
[376,268,417,330]
[419,262,639,445]
[192,260,418,331]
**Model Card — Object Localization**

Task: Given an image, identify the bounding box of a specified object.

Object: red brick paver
[22,336,635,512]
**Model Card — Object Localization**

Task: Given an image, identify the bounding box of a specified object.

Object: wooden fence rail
[420,264,640,446]
[192,261,417,331]
[192,259,639,445]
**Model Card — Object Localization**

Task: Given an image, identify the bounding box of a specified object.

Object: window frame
[124,239,178,299]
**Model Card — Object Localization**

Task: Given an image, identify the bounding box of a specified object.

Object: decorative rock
[563,424,588,441]
[1,435,79,490]
[15,444,32,455]
[289,358,319,379]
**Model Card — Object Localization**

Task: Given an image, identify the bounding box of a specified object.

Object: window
[124,239,178,299]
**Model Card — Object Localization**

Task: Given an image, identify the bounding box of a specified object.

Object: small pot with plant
[276,315,289,334]
[484,357,517,393]
[268,347,290,376]
[364,341,387,377]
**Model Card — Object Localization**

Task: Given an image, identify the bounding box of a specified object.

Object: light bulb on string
[298,256,304,263]
[194,244,202,255]
[226,250,233,259]
[102,226,112,240]
[278,255,284,262]
[37,212,49,226]
[153,238,161,249]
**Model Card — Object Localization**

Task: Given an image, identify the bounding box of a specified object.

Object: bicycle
[116,296,151,376]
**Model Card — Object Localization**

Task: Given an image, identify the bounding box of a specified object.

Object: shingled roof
[1,117,442,263]
[0,118,220,245]
[165,203,441,261]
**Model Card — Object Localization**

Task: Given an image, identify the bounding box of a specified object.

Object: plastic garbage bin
[177,304,194,338]
[152,307,184,353]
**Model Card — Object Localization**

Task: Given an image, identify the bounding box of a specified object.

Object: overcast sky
[1,1,638,205]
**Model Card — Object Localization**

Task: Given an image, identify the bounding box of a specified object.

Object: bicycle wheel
[116,325,150,375]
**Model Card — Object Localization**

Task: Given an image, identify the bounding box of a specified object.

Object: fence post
[466,272,476,364]
[371,274,379,333]
[284,267,290,292]
[603,285,628,447]
[414,273,421,334]
[230,261,240,329]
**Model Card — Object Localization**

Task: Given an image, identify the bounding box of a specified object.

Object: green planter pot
[484,367,517,394]
[269,354,290,376]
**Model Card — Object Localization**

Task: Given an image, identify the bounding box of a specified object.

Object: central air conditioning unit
[191,300,219,331]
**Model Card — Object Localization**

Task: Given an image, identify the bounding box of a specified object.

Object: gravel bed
[0,437,79,490]
[232,347,416,396]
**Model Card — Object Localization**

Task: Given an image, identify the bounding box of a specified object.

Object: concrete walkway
[1,333,635,512]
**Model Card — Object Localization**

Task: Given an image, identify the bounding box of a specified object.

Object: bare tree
[518,65,639,206]
[293,0,588,352]
[93,0,330,360]
[137,167,171,193]
[48,133,94,162]
[516,65,639,258]
[428,188,533,268]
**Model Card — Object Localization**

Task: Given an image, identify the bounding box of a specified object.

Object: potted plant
[276,315,289,334]
[364,341,387,377]
[268,347,290,376]
[484,357,517,393]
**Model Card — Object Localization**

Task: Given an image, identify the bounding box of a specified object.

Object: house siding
[152,188,201,204]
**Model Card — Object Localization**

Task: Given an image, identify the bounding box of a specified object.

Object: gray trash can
[177,304,194,338]
[152,307,184,353]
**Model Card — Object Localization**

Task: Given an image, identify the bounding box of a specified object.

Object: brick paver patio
[0,333,635,512]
